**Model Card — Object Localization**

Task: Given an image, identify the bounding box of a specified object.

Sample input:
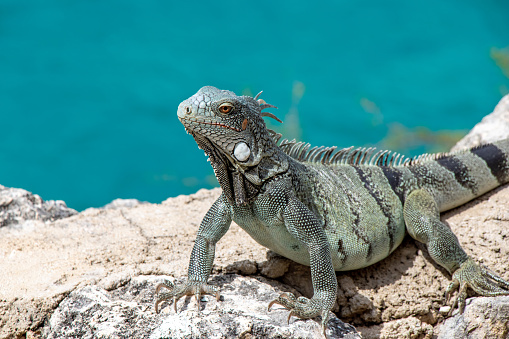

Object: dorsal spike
[395,153,402,166]
[288,142,304,157]
[341,147,355,164]
[384,151,392,166]
[344,148,356,165]
[279,143,293,153]
[388,151,397,166]
[266,129,282,144]
[347,148,361,165]
[279,138,294,147]
[368,150,382,166]
[297,143,312,161]
[273,133,283,144]
[329,151,340,164]
[389,153,399,166]
[330,146,354,164]
[345,149,357,164]
[363,147,377,164]
[376,150,388,166]
[285,142,297,156]
[280,139,296,152]
[321,146,337,165]
[261,111,282,123]
[274,136,456,169]
[294,142,310,159]
[356,147,368,164]
[355,147,368,165]
[312,147,328,163]
[304,146,320,162]
[254,91,263,101]
[260,103,279,111]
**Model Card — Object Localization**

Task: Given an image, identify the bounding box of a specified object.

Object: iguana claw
[268,292,332,335]
[154,279,220,313]
[287,311,295,325]
[445,258,509,316]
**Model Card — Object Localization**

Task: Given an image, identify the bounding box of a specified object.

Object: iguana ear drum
[234,142,251,162]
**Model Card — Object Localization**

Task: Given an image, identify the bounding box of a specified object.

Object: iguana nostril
[185,106,192,114]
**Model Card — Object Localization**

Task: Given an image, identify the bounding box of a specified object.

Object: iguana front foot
[268,292,331,335]
[154,279,220,313]
[445,258,509,316]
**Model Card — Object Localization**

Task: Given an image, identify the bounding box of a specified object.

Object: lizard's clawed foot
[268,292,331,335]
[154,279,220,313]
[445,258,509,316]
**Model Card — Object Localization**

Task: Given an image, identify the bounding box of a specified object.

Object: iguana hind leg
[403,189,509,314]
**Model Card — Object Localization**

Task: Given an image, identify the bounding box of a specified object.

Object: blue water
[1,0,508,210]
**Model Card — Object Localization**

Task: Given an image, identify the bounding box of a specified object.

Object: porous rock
[101,198,148,209]
[452,93,509,151]
[44,275,360,339]
[436,296,509,339]
[0,188,359,338]
[0,185,76,227]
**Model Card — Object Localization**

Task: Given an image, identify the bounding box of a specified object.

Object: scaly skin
[155,86,509,332]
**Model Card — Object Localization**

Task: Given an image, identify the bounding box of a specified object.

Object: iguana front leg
[403,189,509,314]
[268,198,337,332]
[155,194,232,313]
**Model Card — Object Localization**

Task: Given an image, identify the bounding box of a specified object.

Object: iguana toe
[154,279,220,313]
[446,258,509,316]
[268,292,331,334]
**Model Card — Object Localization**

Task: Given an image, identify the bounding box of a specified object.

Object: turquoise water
[1,1,508,210]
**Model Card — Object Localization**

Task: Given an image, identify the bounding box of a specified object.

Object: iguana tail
[406,138,509,212]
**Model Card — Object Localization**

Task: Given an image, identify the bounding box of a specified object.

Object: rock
[0,185,77,228]
[2,183,508,339]
[357,316,434,339]
[259,251,292,278]
[101,198,148,209]
[44,274,360,339]
[436,296,509,339]
[451,93,509,151]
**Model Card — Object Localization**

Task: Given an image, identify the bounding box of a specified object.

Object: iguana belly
[231,205,312,266]
[231,191,406,271]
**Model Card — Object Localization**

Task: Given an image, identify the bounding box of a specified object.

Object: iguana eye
[218,103,233,114]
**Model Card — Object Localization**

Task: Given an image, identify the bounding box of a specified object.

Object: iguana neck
[193,133,288,206]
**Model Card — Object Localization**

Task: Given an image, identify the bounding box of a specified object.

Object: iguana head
[177,86,287,205]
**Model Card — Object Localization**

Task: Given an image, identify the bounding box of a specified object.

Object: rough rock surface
[436,296,509,339]
[0,189,360,339]
[452,93,509,151]
[101,198,148,210]
[2,94,509,338]
[0,185,77,227]
[45,275,359,339]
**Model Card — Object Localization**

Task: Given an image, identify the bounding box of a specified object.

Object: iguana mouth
[189,132,235,169]
[179,116,242,132]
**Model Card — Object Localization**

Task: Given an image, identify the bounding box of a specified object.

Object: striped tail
[417,138,509,212]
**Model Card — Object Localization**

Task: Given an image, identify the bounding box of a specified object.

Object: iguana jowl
[156,86,509,330]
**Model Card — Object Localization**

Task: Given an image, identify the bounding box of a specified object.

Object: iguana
[155,86,509,332]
